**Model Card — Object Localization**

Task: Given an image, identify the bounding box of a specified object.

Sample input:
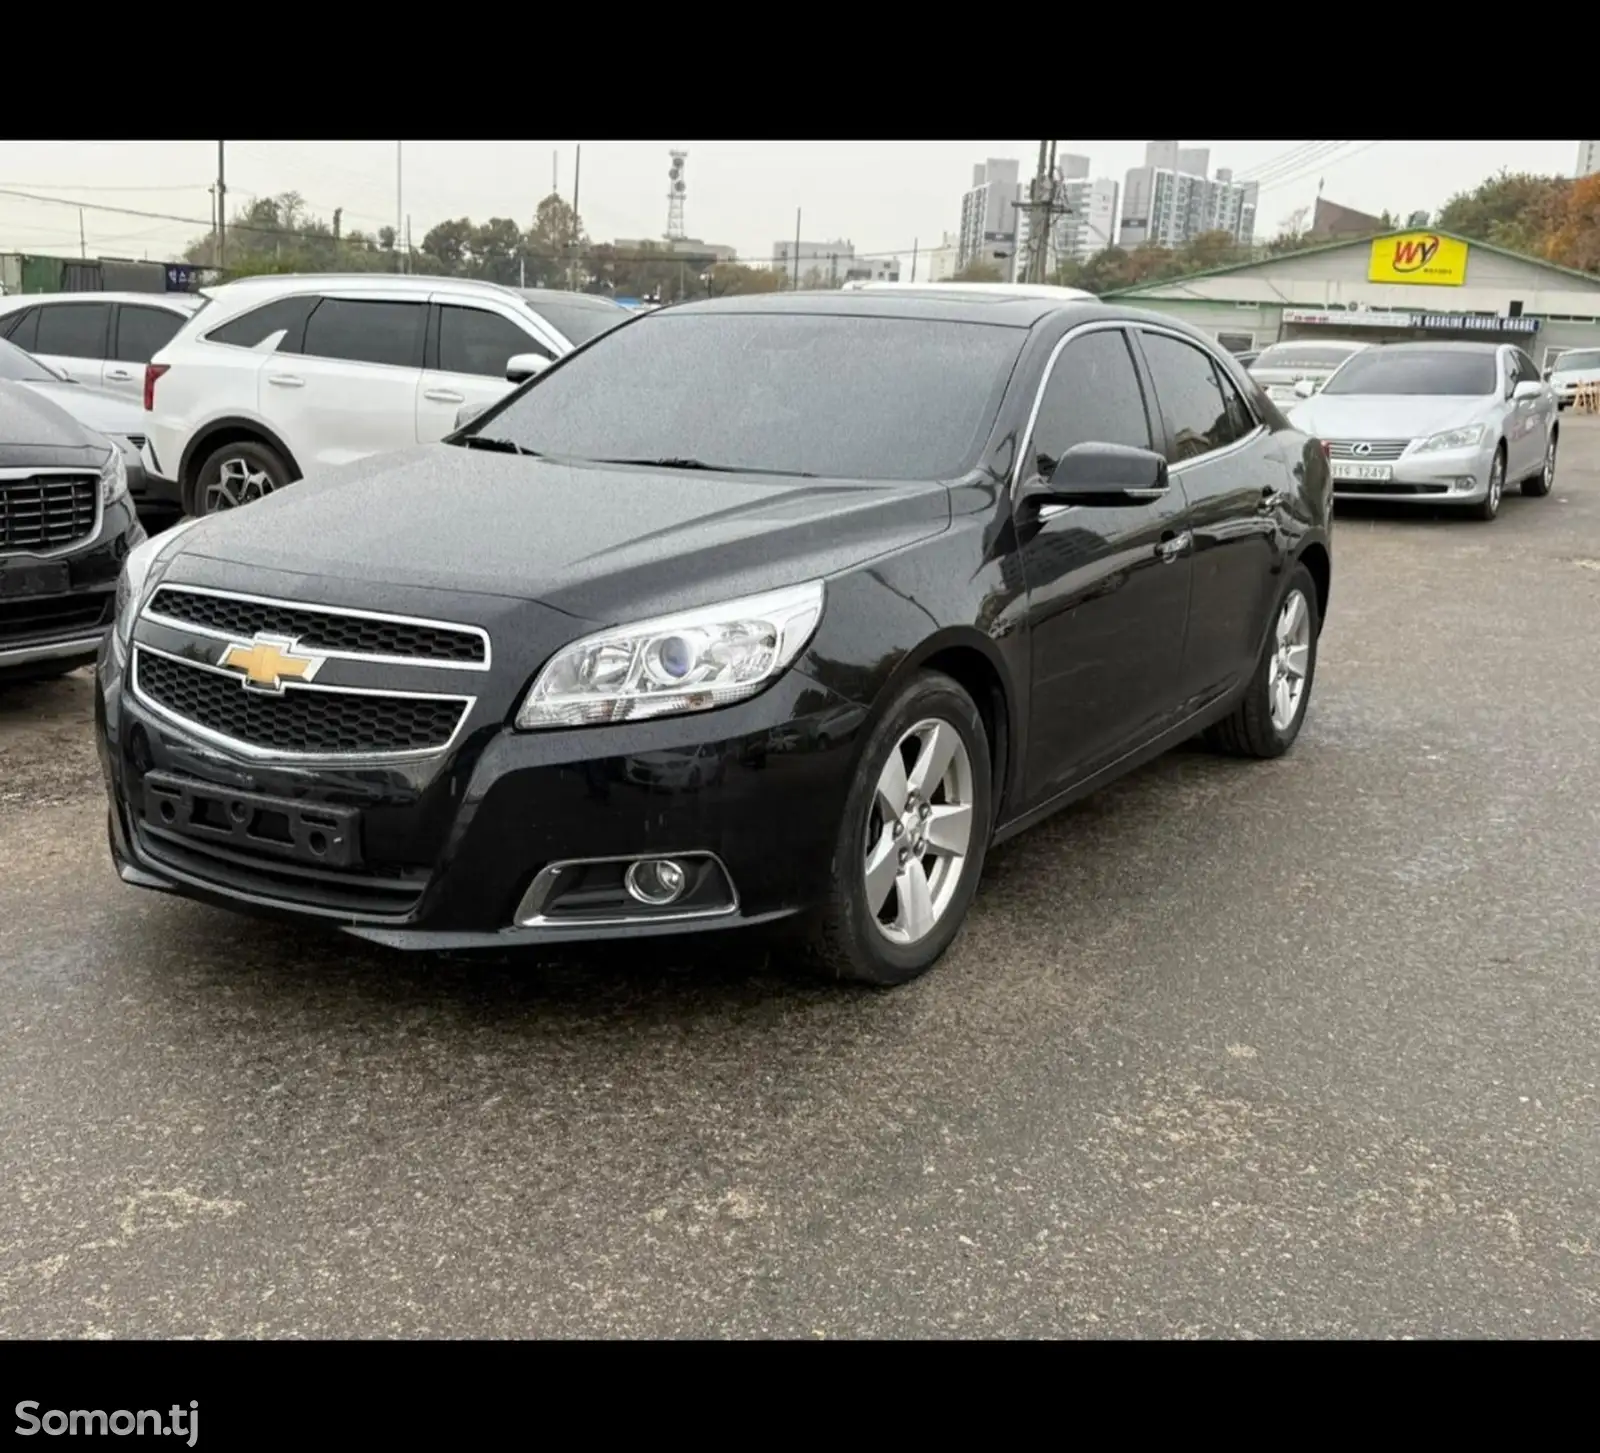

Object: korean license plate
[0,562,70,599]
[1330,461,1393,483]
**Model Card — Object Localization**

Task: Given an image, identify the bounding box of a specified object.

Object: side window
[437,305,542,377]
[1211,359,1258,445]
[114,305,185,364]
[301,299,425,369]
[1,307,38,350]
[1030,329,1152,479]
[33,302,110,360]
[204,295,317,351]
[1138,331,1238,465]
[1512,350,1538,388]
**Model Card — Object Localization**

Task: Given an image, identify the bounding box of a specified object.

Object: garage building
[1102,228,1600,373]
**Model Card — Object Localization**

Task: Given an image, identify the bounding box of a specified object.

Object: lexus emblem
[1352,442,1373,456]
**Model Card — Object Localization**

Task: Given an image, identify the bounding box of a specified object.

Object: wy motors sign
[1368,231,1469,287]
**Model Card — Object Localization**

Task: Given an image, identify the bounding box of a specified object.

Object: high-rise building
[1579,141,1600,178]
[770,239,898,286]
[1119,142,1257,250]
[959,159,1022,272]
[1057,176,1120,262]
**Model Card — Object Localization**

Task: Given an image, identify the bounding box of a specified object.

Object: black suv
[1,382,144,682]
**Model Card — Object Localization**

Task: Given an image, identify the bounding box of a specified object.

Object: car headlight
[100,446,128,504]
[1414,424,1487,454]
[114,516,202,649]
[515,580,825,730]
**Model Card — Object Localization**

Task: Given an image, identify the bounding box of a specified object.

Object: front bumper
[1329,441,1495,504]
[96,648,870,950]
[0,495,142,673]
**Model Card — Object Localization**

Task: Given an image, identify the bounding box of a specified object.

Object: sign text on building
[1367,232,1469,287]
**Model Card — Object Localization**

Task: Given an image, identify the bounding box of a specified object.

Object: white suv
[144,274,631,515]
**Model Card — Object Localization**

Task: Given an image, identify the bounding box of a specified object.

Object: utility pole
[78,208,86,260]
[395,141,404,274]
[792,208,801,291]
[216,141,227,270]
[571,145,582,291]
[332,207,342,256]
[910,237,918,282]
[1013,140,1070,285]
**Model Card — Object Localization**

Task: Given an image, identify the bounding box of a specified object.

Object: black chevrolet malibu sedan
[97,291,1332,986]
[2,383,144,683]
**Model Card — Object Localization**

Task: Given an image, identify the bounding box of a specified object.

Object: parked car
[0,336,177,526]
[1546,347,1600,410]
[144,274,633,516]
[101,289,1332,986]
[1234,350,1261,369]
[0,291,205,402]
[1,381,144,682]
[1287,341,1556,520]
[1248,339,1370,405]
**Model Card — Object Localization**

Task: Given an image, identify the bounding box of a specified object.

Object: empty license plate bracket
[142,771,361,868]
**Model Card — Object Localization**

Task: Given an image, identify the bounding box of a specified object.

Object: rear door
[263,294,427,469]
[1131,326,1289,711]
[1504,348,1545,478]
[107,302,190,399]
[416,299,553,442]
[30,299,113,385]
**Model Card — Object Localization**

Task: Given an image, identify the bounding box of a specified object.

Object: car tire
[1202,562,1321,761]
[800,670,992,987]
[187,438,293,517]
[1469,444,1506,521]
[1522,429,1556,498]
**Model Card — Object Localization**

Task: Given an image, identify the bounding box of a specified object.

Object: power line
[1233,141,1345,184]
[1256,141,1383,197]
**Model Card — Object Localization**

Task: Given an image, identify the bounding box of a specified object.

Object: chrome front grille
[145,586,489,667]
[1326,439,1412,462]
[132,646,473,759]
[0,472,97,553]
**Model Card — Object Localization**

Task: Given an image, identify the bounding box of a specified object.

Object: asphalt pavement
[3,424,1598,1338]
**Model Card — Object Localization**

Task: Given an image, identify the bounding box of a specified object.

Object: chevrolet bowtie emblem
[218,635,323,693]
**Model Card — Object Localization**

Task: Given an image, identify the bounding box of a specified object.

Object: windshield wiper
[591,456,816,478]
[455,435,541,457]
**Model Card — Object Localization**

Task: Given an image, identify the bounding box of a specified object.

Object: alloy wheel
[1544,434,1557,490]
[204,456,278,513]
[1487,452,1504,513]
[863,718,975,946]
[1266,589,1312,734]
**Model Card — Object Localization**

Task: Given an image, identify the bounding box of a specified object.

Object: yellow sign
[218,636,323,692]
[1368,232,1468,287]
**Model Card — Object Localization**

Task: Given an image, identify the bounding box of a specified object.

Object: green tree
[1436,170,1570,256]
[523,193,587,289]
[704,262,782,296]
[953,259,1004,282]
[1542,173,1600,273]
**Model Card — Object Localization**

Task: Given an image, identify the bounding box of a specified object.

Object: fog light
[625,857,688,907]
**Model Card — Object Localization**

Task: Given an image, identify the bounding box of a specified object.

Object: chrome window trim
[142,583,492,672]
[0,465,104,559]
[1010,318,1266,513]
[513,851,740,929]
[130,641,476,764]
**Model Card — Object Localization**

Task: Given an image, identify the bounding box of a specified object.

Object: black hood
[0,380,113,469]
[170,443,952,625]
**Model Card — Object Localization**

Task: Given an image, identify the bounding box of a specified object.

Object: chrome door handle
[1155,530,1191,562]
[267,374,304,388]
[106,368,133,381]
[1258,488,1286,513]
[424,389,465,404]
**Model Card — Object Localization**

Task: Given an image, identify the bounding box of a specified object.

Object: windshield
[471,311,1022,480]
[1320,349,1496,397]
[525,296,631,347]
[1554,349,1600,372]
[1252,344,1361,371]
[0,335,63,383]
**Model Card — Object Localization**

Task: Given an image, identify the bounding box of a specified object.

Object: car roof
[515,288,627,310]
[204,272,519,300]
[843,280,1099,303]
[0,291,201,311]
[664,288,1106,328]
[1364,340,1505,354]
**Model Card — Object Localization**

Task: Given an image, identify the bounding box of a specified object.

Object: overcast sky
[0,140,1585,269]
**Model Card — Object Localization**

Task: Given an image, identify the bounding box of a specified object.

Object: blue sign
[165,264,196,292]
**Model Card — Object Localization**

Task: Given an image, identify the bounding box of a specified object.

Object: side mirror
[454,402,487,431]
[506,353,550,384]
[1512,379,1543,402]
[1026,441,1170,509]
[1293,378,1317,399]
